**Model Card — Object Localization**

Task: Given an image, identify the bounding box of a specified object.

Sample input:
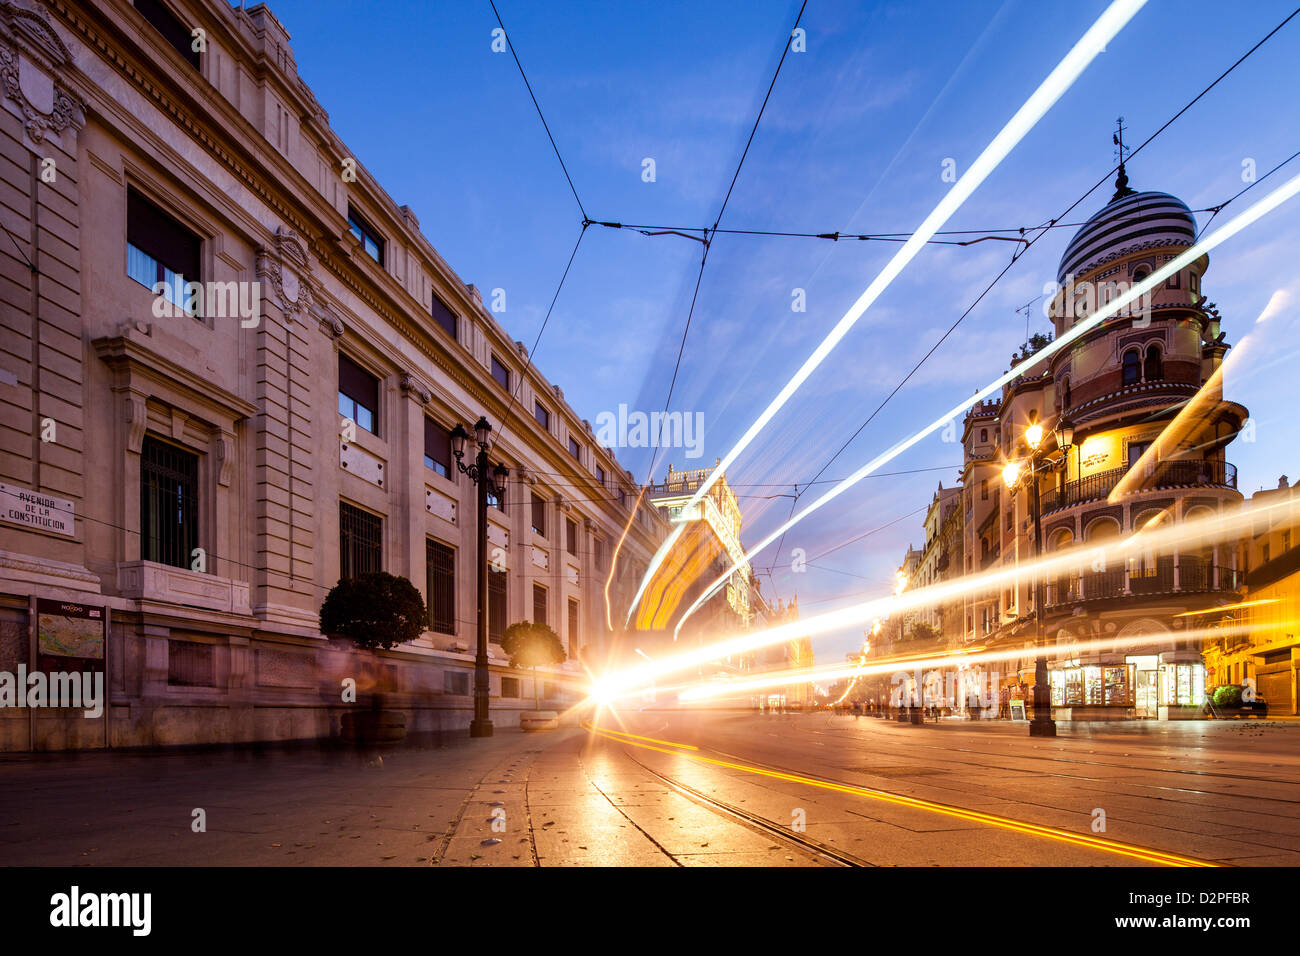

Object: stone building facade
[0,0,667,750]
[886,165,1249,719]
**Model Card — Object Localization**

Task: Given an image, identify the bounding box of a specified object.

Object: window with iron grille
[424,418,452,479]
[488,566,506,644]
[533,583,547,625]
[135,0,200,68]
[444,670,469,696]
[566,518,577,555]
[567,598,579,658]
[426,539,456,635]
[347,205,385,264]
[339,502,382,579]
[338,354,379,436]
[127,188,201,317]
[431,294,456,338]
[500,676,520,698]
[168,640,215,687]
[531,492,546,537]
[140,436,199,570]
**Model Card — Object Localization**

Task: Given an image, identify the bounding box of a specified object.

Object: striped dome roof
[1057,188,1196,282]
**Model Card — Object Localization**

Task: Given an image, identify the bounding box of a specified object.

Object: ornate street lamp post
[1002,413,1073,738]
[451,416,510,739]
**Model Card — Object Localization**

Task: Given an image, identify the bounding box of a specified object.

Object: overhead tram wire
[483,1,598,450]
[767,4,1300,580]
[622,0,810,623]
[630,0,1151,631]
[491,222,589,451]
[665,4,1300,638]
[487,0,588,222]
[642,0,810,481]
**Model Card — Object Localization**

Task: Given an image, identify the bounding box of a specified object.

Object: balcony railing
[1040,460,1237,513]
[1044,563,1239,607]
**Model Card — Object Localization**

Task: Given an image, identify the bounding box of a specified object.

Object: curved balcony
[1040,460,1237,515]
[1044,560,1241,608]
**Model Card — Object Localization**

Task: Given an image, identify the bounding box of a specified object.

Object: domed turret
[1057,185,1197,283]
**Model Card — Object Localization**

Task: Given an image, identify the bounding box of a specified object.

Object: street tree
[501,621,566,710]
[319,572,426,650]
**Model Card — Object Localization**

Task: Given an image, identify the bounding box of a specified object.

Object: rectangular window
[595,537,607,572]
[338,354,379,436]
[617,488,626,508]
[596,466,605,486]
[424,418,451,479]
[980,479,988,500]
[135,0,200,68]
[347,205,384,265]
[531,493,546,537]
[568,436,581,461]
[127,188,201,317]
[426,539,455,635]
[487,483,505,512]
[566,518,577,555]
[488,566,506,644]
[534,401,549,430]
[567,598,580,658]
[430,294,456,338]
[140,436,198,570]
[490,355,510,390]
[1128,440,1154,473]
[167,640,215,687]
[500,676,520,698]
[533,583,548,625]
[444,671,469,696]
[339,501,382,579]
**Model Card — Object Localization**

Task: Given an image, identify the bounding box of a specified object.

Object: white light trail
[592,490,1300,704]
[668,167,1300,639]
[678,622,1258,701]
[624,0,1149,624]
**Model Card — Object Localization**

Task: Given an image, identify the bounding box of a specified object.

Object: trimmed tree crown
[501,621,566,670]
[319,572,427,650]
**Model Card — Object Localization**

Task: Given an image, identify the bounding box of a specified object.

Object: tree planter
[520,710,558,732]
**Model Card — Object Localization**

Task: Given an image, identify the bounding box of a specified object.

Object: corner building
[0,0,667,749]
[950,168,1247,719]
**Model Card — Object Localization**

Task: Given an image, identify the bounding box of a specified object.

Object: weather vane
[1112,116,1130,165]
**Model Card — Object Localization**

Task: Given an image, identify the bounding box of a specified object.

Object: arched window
[1047,528,1074,552]
[1121,349,1141,386]
[1144,344,1163,381]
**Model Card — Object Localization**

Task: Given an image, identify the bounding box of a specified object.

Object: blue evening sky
[254,0,1300,660]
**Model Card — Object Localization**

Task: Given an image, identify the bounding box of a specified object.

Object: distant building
[1201,476,1300,714]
